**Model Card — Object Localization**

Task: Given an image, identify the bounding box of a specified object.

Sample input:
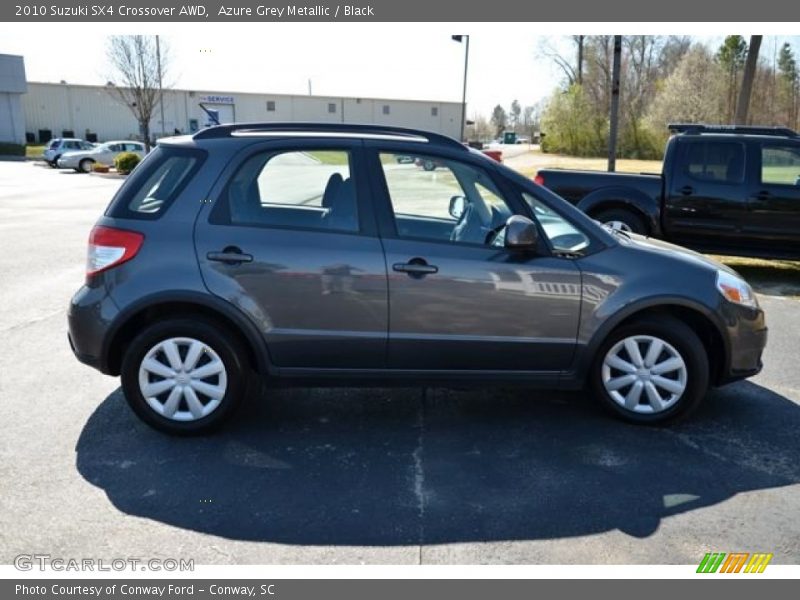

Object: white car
[57,141,147,173]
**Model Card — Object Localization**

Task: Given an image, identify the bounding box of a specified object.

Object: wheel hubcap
[137,337,227,422]
[601,335,687,414]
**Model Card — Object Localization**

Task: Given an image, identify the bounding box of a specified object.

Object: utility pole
[156,35,165,138]
[736,35,763,125]
[452,35,470,142]
[608,35,622,172]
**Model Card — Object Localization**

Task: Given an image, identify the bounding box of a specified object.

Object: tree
[490,105,507,137]
[509,99,522,131]
[778,42,799,127]
[716,35,748,121]
[735,36,762,124]
[105,35,168,150]
[646,45,726,134]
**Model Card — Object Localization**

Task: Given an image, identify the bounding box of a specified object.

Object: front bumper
[718,302,768,385]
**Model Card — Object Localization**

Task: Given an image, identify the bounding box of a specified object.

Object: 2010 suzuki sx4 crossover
[67,124,767,435]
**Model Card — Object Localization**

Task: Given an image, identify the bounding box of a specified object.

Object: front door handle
[393,258,438,277]
[680,185,694,196]
[207,246,253,265]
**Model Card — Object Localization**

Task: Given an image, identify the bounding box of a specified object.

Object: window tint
[105,146,204,218]
[379,152,513,246]
[761,145,800,186]
[226,150,358,233]
[522,192,590,254]
[684,141,745,183]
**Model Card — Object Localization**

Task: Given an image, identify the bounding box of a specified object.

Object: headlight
[716,270,757,308]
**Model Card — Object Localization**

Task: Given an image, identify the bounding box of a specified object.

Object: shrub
[0,142,25,157]
[114,152,141,174]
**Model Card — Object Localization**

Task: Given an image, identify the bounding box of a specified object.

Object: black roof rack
[668,123,798,137]
[192,121,467,151]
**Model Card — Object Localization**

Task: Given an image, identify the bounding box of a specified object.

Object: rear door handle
[393,258,438,277]
[680,185,694,196]
[207,246,253,265]
[754,190,771,201]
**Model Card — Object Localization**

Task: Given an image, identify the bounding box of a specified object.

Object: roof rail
[193,121,467,150]
[668,123,798,137]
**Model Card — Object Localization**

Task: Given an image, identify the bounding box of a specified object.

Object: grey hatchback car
[68,123,767,434]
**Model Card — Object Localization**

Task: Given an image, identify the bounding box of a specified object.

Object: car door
[194,140,388,369]
[369,147,583,372]
[664,139,748,247]
[741,141,800,255]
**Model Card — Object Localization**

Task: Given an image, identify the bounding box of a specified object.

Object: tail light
[86,226,144,278]
[534,174,545,186]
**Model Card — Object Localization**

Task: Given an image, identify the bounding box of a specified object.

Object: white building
[0,54,27,145]
[21,81,464,143]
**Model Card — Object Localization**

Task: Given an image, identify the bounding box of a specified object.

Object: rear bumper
[67,282,119,375]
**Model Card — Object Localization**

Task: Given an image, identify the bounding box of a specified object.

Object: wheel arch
[577,187,661,235]
[101,291,274,377]
[576,298,730,387]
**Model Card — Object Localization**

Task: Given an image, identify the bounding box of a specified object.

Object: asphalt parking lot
[1,160,799,565]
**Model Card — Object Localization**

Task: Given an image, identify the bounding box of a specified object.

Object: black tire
[49,155,60,168]
[121,318,249,435]
[422,159,437,171]
[590,315,709,425]
[594,208,648,235]
[79,158,94,173]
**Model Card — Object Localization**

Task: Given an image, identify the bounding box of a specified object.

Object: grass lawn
[710,255,800,298]
[505,148,662,178]
[26,145,45,159]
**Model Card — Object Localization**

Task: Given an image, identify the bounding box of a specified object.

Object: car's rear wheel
[49,155,60,168]
[595,208,647,235]
[121,318,248,435]
[79,158,94,173]
[590,316,709,424]
[422,159,437,171]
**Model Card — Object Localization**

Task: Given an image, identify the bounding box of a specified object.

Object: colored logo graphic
[697,552,773,573]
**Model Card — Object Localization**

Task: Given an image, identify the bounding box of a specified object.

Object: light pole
[452,35,470,142]
[156,35,165,138]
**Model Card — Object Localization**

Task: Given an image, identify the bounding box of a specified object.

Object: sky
[2,23,799,118]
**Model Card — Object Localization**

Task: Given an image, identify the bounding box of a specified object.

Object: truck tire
[595,208,647,235]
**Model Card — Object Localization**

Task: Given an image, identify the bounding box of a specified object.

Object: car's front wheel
[121,318,248,435]
[79,158,94,173]
[591,316,709,424]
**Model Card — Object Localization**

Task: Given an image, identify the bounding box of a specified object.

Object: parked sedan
[42,138,95,167]
[57,141,147,173]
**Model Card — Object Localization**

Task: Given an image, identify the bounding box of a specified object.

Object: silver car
[42,138,95,167]
[57,140,147,173]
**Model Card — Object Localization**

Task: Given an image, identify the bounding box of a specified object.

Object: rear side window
[683,141,745,184]
[214,150,358,233]
[761,144,800,186]
[105,146,205,219]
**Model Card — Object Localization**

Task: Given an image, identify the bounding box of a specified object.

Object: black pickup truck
[535,124,800,259]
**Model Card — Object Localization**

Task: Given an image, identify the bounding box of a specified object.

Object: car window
[684,141,745,184]
[761,144,800,186]
[126,143,143,152]
[379,152,513,246]
[48,140,60,149]
[110,144,123,152]
[225,150,358,233]
[522,192,590,254]
[125,154,197,214]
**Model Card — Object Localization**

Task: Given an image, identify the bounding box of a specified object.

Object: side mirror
[504,215,539,249]
[449,195,467,219]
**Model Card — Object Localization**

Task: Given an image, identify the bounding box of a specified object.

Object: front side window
[761,144,800,186]
[379,152,513,246]
[225,150,358,233]
[522,193,590,254]
[684,141,745,184]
